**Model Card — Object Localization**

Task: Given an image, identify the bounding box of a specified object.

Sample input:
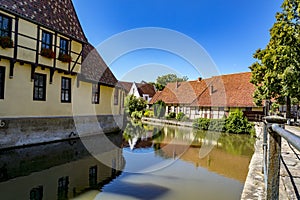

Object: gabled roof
[81,43,118,87]
[0,0,87,42]
[150,72,256,108]
[136,83,156,98]
[149,79,210,105]
[118,81,133,93]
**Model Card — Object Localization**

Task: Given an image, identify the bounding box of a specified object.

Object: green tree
[153,100,166,118]
[250,0,300,117]
[156,74,188,90]
[124,95,147,116]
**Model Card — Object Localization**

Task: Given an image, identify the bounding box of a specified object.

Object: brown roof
[136,83,156,98]
[150,91,162,104]
[0,0,86,42]
[150,72,256,108]
[118,81,133,93]
[81,43,117,86]
[149,79,210,105]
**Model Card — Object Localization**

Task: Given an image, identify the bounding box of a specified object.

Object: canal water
[0,121,255,200]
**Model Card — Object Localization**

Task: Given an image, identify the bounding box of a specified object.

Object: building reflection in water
[0,132,124,200]
[123,121,255,183]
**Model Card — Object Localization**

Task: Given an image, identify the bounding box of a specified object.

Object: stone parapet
[0,115,124,150]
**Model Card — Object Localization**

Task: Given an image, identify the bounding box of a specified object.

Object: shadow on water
[101,177,170,200]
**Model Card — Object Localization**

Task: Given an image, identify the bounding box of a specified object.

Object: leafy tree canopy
[250,0,300,111]
[156,74,188,90]
[124,95,147,116]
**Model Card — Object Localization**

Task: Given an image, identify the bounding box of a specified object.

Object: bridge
[242,116,300,200]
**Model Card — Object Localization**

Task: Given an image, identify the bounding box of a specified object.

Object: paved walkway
[241,124,300,200]
[280,126,300,199]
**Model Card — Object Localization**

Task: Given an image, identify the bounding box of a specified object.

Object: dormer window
[41,30,52,49]
[0,14,12,37]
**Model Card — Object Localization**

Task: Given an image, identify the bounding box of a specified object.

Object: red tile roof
[149,79,211,105]
[150,72,256,108]
[81,43,117,86]
[0,0,87,42]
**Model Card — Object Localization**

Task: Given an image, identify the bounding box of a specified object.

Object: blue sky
[72,0,282,82]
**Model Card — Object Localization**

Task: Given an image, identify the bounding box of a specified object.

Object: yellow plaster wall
[0,11,122,118]
[0,61,122,117]
[17,19,37,61]
[252,107,264,112]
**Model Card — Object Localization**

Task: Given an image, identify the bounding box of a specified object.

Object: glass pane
[39,88,43,99]
[34,88,39,99]
[39,76,44,87]
[61,92,65,101]
[3,18,8,30]
[62,79,66,89]
[65,79,70,89]
[34,78,39,86]
[0,16,3,28]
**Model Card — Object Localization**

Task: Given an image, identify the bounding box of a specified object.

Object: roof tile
[0,0,86,42]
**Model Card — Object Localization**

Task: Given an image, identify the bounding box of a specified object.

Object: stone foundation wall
[0,115,124,150]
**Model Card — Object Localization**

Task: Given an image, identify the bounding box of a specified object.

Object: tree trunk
[286,96,291,119]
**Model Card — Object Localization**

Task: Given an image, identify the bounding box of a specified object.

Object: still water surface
[0,122,255,200]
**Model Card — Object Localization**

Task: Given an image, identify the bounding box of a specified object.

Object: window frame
[57,176,69,200]
[59,38,69,55]
[92,83,100,104]
[0,14,12,37]
[61,77,71,103]
[33,73,47,101]
[0,67,5,99]
[41,30,52,50]
[114,88,119,105]
[89,165,98,187]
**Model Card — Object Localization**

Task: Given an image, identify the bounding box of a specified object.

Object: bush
[225,109,254,134]
[144,110,154,117]
[125,95,147,116]
[176,112,185,121]
[193,118,210,130]
[208,118,226,132]
[131,111,143,119]
[166,112,176,119]
[181,115,190,122]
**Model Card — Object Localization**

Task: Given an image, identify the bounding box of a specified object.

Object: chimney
[197,77,202,82]
[210,85,214,95]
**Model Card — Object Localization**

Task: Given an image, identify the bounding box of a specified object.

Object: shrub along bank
[193,109,255,135]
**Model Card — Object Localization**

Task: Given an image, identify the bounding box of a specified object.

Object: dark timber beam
[13,17,19,61]
[50,68,55,84]
[9,60,15,78]
[31,64,36,81]
[35,25,40,65]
